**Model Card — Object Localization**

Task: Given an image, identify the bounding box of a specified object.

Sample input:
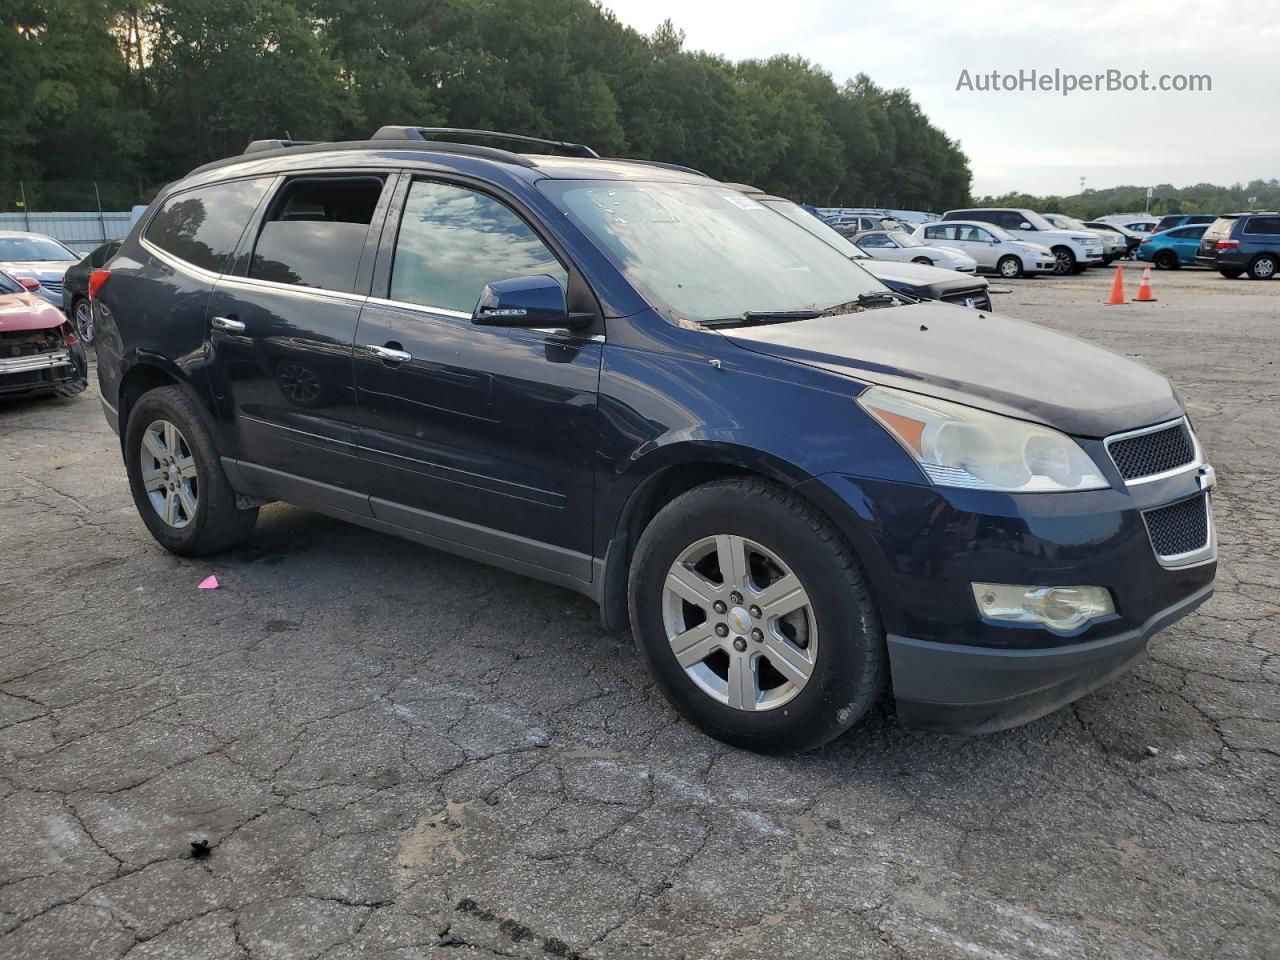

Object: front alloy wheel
[997,255,1023,278]
[140,419,199,528]
[663,534,817,711]
[1052,247,1076,275]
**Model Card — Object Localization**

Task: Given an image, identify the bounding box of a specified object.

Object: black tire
[628,477,886,753]
[1219,269,1243,279]
[996,255,1023,279]
[124,385,258,556]
[1051,246,1076,276]
[1247,254,1277,280]
[1153,250,1179,270]
[911,256,933,266]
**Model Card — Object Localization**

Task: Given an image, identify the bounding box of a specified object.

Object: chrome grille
[1143,494,1210,561]
[1107,419,1196,482]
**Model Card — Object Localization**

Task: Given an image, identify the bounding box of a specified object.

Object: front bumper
[798,458,1217,734]
[0,347,84,396]
[890,581,1213,734]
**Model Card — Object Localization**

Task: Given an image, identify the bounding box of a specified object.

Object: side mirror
[472,275,572,328]
[1019,222,1033,230]
[991,238,1002,244]
[14,275,41,291]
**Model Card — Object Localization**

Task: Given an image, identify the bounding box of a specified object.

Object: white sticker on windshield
[722,194,764,210]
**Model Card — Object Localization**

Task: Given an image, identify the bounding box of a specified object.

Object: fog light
[972,583,1114,634]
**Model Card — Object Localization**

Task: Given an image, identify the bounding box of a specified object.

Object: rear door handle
[211,316,246,333]
[365,344,412,363]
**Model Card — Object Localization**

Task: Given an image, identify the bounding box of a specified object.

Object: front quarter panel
[593,310,925,559]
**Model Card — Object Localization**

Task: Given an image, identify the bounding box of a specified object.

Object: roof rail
[243,139,321,155]
[607,158,711,178]
[372,126,599,159]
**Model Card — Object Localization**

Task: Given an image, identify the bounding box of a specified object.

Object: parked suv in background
[941,208,1104,274]
[1195,213,1280,279]
[93,127,1216,751]
[1043,214,1127,264]
[1152,214,1216,235]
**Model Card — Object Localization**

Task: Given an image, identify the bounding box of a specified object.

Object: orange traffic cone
[1134,266,1157,302]
[1105,265,1126,305]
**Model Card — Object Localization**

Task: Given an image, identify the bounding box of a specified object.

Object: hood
[1015,241,1054,255]
[858,258,986,289]
[0,260,72,283]
[0,291,68,332]
[724,301,1182,438]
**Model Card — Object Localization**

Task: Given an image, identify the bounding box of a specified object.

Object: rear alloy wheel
[72,298,94,343]
[1154,250,1179,270]
[1248,254,1277,280]
[997,255,1023,278]
[911,256,933,266]
[125,385,258,555]
[1051,246,1076,275]
[629,478,886,753]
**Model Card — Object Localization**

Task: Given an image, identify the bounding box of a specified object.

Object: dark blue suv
[91,128,1217,751]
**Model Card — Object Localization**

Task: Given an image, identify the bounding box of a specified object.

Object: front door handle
[365,344,412,363]
[211,316,246,333]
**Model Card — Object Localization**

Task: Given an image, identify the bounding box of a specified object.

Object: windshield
[886,230,924,247]
[764,199,873,261]
[0,235,77,262]
[541,181,885,323]
[0,271,24,294]
[1018,211,1055,231]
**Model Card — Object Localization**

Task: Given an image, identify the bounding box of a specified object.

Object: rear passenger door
[1167,226,1207,263]
[205,173,395,498]
[351,175,603,578]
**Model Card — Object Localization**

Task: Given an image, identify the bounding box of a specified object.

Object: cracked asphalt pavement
[1,262,1277,960]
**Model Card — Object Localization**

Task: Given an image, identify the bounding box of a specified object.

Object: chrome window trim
[365,296,472,320]
[1104,416,1203,486]
[1142,492,1217,569]
[217,272,369,306]
[140,236,222,283]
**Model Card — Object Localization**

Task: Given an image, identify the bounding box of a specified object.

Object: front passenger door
[353,177,603,581]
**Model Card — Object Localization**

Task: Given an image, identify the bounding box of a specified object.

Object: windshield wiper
[819,291,905,315]
[702,310,824,328]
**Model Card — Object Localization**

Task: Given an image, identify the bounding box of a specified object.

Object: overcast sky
[602,0,1279,197]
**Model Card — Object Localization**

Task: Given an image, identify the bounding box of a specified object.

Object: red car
[0,269,88,400]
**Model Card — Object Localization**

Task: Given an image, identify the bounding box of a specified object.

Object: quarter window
[248,177,384,292]
[1244,216,1280,235]
[145,178,271,273]
[390,181,567,314]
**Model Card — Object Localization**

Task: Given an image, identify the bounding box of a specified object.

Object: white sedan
[913,221,1057,277]
[853,230,977,273]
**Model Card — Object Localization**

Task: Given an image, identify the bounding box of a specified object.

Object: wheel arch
[116,355,223,453]
[596,443,823,631]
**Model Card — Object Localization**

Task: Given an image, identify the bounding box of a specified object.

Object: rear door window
[145,178,271,273]
[390,180,567,314]
[248,177,385,292]
[1244,216,1280,235]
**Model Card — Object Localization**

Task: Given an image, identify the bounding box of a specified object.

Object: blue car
[91,126,1216,750]
[1139,224,1209,269]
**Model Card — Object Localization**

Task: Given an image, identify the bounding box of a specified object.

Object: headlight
[857,386,1109,492]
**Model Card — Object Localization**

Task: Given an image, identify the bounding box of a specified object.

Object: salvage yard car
[942,208,1104,275]
[0,269,88,400]
[92,127,1217,751]
[853,229,978,272]
[913,220,1056,277]
[0,230,80,310]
